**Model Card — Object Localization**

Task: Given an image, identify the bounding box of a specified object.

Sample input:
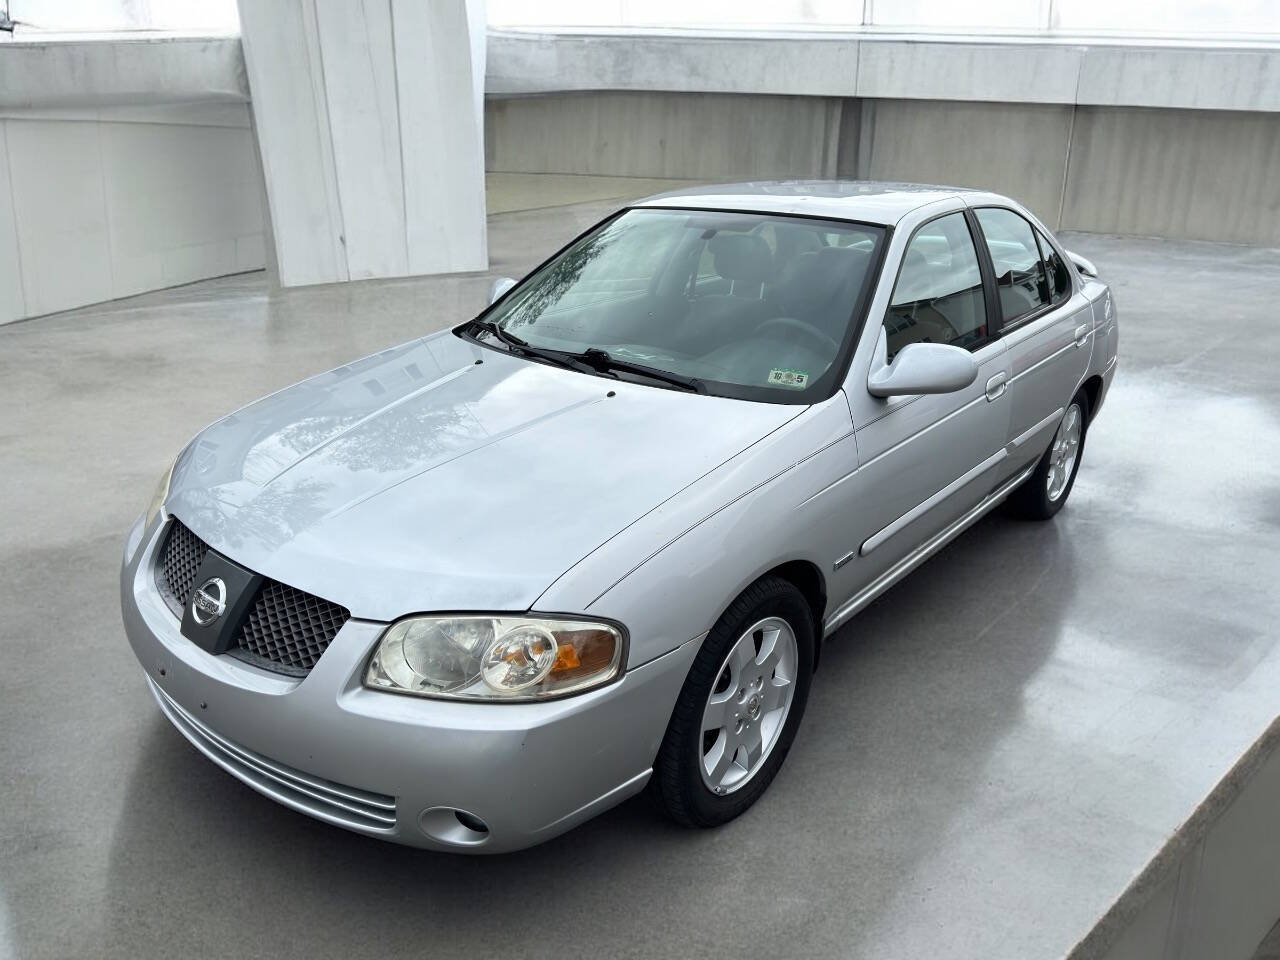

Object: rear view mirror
[868,337,978,398]
[488,277,517,305]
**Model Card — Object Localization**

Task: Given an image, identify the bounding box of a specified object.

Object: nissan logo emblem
[192,577,227,626]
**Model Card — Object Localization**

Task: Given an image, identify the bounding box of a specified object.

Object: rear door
[970,206,1094,481]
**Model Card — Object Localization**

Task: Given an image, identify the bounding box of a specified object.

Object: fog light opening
[418,806,490,847]
[454,810,488,835]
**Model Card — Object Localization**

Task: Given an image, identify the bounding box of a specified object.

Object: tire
[651,575,815,828]
[1007,388,1089,521]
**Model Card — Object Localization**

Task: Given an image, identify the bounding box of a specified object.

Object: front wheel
[1007,390,1089,520]
[651,576,814,828]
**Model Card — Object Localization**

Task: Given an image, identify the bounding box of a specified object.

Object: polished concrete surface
[3,189,1280,959]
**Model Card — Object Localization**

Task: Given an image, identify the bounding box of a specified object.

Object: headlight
[365,616,626,701]
[144,457,176,529]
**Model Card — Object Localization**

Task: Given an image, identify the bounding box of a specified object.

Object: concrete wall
[0,36,266,324]
[485,29,1280,245]
[0,36,247,109]
[486,92,842,180]
[487,29,1280,113]
[1075,723,1280,960]
[1063,106,1280,246]
[485,91,1280,246]
[0,104,266,323]
[850,99,1075,225]
[4,27,1279,323]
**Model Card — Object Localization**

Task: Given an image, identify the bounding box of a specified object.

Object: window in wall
[974,208,1049,325]
[1035,228,1071,305]
[867,0,1045,29]
[885,212,987,361]
[1052,0,1280,36]
[5,0,239,33]
[487,0,859,29]
[487,0,1280,36]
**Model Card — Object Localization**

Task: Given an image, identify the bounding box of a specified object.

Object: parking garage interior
[3,3,1280,959]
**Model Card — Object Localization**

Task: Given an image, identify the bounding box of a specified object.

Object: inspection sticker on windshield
[767,368,809,389]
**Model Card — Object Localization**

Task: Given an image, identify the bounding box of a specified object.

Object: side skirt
[822,463,1037,637]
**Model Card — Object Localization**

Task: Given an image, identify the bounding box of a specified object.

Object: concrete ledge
[487,30,860,97]
[0,35,247,110]
[1077,46,1280,111]
[487,28,1280,112]
[856,39,1084,103]
[1072,716,1280,959]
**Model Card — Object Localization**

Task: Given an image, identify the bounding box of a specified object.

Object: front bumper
[120,515,701,853]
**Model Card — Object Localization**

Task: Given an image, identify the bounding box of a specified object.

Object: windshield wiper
[468,320,592,373]
[572,348,706,394]
[469,318,528,350]
[468,322,704,393]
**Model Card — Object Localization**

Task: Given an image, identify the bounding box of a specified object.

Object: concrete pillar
[237,0,487,287]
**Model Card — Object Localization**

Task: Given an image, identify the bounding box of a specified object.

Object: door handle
[985,372,1007,402]
[1074,323,1091,347]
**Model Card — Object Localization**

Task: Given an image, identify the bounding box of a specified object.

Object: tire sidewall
[659,577,815,826]
[1016,390,1089,520]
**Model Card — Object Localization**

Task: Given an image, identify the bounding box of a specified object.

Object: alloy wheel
[1046,402,1083,502]
[699,617,799,795]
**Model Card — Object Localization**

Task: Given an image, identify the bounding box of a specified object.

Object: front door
[831,210,1012,606]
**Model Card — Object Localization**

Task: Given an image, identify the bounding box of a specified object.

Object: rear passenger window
[975,208,1049,324]
[885,212,987,361]
[1035,228,1071,304]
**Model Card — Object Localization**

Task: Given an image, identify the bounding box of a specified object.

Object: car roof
[632,179,990,226]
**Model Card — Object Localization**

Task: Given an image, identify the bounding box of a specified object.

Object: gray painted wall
[1063,106,1280,246]
[485,91,1280,246]
[851,99,1075,228]
[486,92,842,181]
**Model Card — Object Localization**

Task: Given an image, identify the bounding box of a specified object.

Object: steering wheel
[754,317,840,354]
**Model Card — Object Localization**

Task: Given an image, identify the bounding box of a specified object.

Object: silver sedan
[120,181,1118,852]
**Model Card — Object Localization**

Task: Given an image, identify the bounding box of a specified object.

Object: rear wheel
[651,576,814,827]
[1008,389,1088,520]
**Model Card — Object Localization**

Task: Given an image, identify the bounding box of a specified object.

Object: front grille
[155,519,350,676]
[238,579,350,675]
[156,521,210,617]
[149,678,397,832]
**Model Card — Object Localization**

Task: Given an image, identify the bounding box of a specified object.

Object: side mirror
[1065,250,1097,278]
[488,277,517,305]
[868,335,978,398]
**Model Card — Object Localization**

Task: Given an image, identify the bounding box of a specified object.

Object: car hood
[167,331,801,621]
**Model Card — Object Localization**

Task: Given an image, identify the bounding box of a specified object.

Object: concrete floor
[3,188,1280,960]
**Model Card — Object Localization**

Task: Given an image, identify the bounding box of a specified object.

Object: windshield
[473,208,886,403]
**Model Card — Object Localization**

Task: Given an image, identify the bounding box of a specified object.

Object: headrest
[774,245,870,318]
[773,223,824,262]
[710,233,773,284]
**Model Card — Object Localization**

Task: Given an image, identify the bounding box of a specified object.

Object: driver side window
[884,213,987,362]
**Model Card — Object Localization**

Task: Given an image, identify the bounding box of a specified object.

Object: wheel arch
[758,559,827,671]
[1080,374,1103,423]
